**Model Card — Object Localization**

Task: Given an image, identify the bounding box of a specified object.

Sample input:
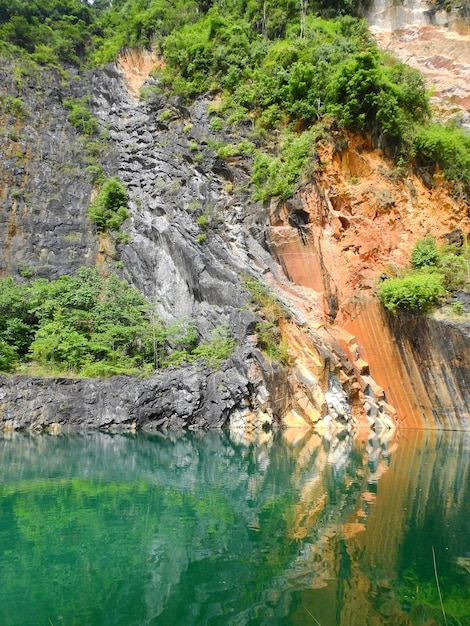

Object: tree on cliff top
[0,0,96,65]
[0,0,468,199]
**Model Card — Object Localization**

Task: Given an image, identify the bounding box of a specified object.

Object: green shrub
[86,164,105,184]
[327,51,429,145]
[244,277,286,322]
[253,128,316,201]
[438,250,469,291]
[413,123,470,190]
[87,177,130,232]
[190,325,235,368]
[1,96,28,119]
[377,272,445,313]
[410,236,440,269]
[18,264,35,278]
[197,214,209,230]
[409,236,470,292]
[29,315,90,370]
[66,99,99,136]
[216,139,255,160]
[0,338,18,372]
[209,116,223,131]
[244,277,289,362]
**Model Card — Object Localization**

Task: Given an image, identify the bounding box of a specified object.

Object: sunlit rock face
[366,0,430,31]
[1,39,470,431]
[386,313,470,429]
[367,0,470,121]
[266,133,470,429]
[0,56,373,433]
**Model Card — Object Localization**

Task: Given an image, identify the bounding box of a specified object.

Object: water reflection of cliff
[1,430,470,625]
[335,430,470,626]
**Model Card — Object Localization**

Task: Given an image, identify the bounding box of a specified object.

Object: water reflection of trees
[1,429,469,624]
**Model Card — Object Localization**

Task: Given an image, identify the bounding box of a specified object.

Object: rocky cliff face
[0,60,99,278]
[265,126,470,429]
[1,21,469,432]
[0,56,371,433]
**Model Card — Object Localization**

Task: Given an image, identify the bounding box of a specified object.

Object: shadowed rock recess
[0,42,469,432]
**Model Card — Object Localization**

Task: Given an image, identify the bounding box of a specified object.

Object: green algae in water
[399,565,470,624]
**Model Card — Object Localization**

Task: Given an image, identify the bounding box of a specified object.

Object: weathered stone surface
[0,352,252,431]
[264,123,470,428]
[367,0,470,122]
[385,312,470,429]
[0,55,373,432]
[2,46,470,432]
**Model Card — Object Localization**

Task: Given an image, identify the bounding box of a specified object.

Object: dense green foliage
[0,268,235,374]
[410,235,440,270]
[87,176,130,232]
[158,3,470,198]
[377,272,445,313]
[413,122,470,194]
[0,0,96,65]
[328,50,430,144]
[378,236,470,314]
[1,0,469,199]
[91,0,371,65]
[160,6,432,198]
[162,10,428,141]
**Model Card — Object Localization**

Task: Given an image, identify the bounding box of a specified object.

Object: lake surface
[1,428,469,626]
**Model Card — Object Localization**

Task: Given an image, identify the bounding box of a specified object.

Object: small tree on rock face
[87,176,130,232]
[410,236,440,270]
[29,314,89,370]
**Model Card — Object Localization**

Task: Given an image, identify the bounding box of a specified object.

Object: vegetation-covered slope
[0,269,234,374]
[1,0,469,196]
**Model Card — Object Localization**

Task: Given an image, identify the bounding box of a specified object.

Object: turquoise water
[1,429,469,625]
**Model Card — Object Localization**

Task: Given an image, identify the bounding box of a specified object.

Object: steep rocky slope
[1,1,470,432]
[267,130,470,429]
[0,57,375,433]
